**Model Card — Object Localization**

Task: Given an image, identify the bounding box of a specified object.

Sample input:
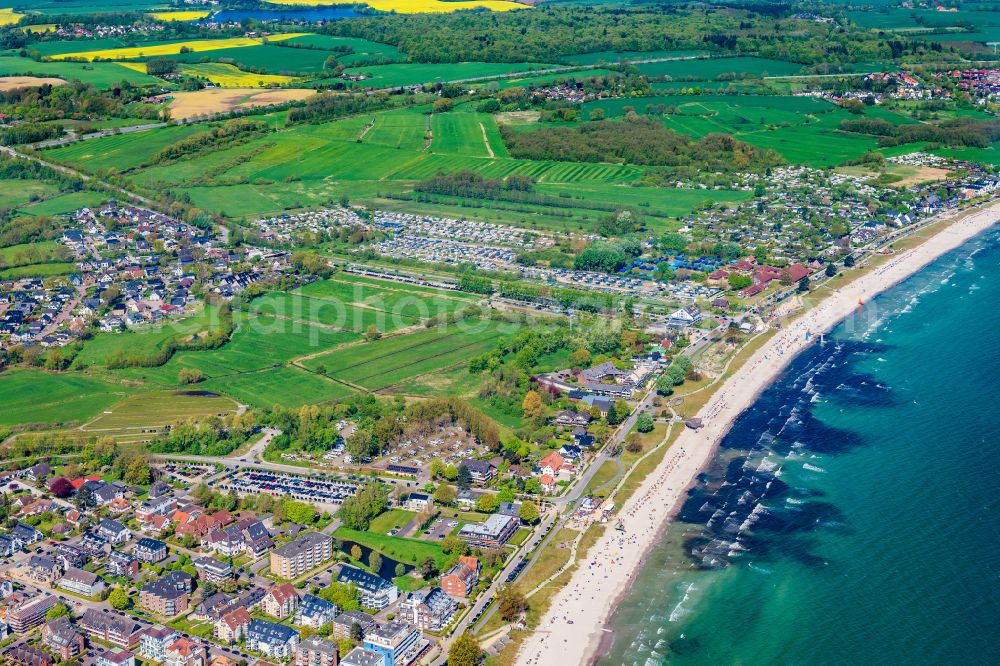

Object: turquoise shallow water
[601,225,1000,665]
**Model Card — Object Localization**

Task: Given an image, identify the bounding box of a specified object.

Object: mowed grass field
[300,320,519,391]
[0,369,131,427]
[47,34,307,61]
[80,391,238,441]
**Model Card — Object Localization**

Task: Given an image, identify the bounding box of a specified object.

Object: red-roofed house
[262,583,299,619]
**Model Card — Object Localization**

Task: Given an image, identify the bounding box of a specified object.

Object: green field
[44,123,209,172]
[0,261,75,279]
[199,365,356,408]
[300,320,518,391]
[284,34,404,65]
[0,240,64,268]
[369,508,417,534]
[75,305,222,368]
[171,44,332,74]
[559,49,708,66]
[0,178,60,207]
[80,391,239,441]
[334,526,447,568]
[0,55,161,87]
[343,61,559,88]
[582,94,922,167]
[635,56,806,80]
[18,190,108,216]
[0,369,130,427]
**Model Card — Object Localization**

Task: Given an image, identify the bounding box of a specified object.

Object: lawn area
[299,320,520,391]
[0,369,131,427]
[515,527,577,592]
[80,391,239,439]
[581,459,620,498]
[369,509,417,534]
[334,527,447,568]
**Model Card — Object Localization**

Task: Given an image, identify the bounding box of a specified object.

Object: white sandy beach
[514,202,1000,666]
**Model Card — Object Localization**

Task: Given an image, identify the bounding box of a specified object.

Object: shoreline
[514,200,1000,666]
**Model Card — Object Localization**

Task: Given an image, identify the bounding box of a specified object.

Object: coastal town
[1,0,1000,664]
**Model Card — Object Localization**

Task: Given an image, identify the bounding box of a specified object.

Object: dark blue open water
[602,224,1000,665]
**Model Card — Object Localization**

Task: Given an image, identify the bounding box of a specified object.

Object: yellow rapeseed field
[264,0,527,13]
[147,10,212,21]
[48,33,308,62]
[22,24,56,33]
[0,8,25,25]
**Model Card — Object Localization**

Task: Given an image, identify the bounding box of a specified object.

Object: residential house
[54,544,88,570]
[330,610,375,641]
[193,557,233,584]
[270,532,332,579]
[246,619,299,660]
[10,523,44,549]
[26,555,62,584]
[403,493,432,513]
[294,594,337,630]
[96,518,131,545]
[97,650,136,666]
[458,514,518,549]
[78,609,145,649]
[362,622,423,666]
[440,556,479,599]
[204,527,244,558]
[140,571,193,616]
[7,595,58,633]
[294,635,338,666]
[4,645,53,666]
[164,637,207,666]
[60,567,105,597]
[134,538,168,564]
[399,588,457,631]
[458,459,495,485]
[539,452,569,478]
[553,410,592,427]
[339,648,381,666]
[107,551,140,579]
[336,566,398,610]
[666,304,702,329]
[214,607,251,644]
[41,618,86,660]
[81,531,111,557]
[238,519,273,558]
[138,626,179,662]
[263,583,300,620]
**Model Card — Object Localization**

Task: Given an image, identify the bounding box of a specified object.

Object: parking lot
[217,469,361,508]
